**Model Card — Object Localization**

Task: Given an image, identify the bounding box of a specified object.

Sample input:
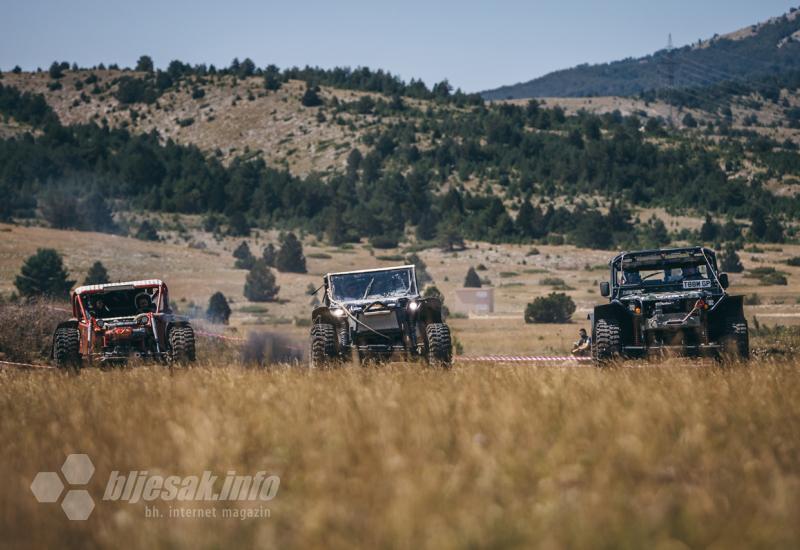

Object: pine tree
[79,192,116,233]
[264,65,282,91]
[415,209,437,241]
[721,218,742,242]
[749,208,767,241]
[700,214,718,242]
[48,61,64,79]
[437,220,465,251]
[135,55,154,73]
[41,189,80,229]
[464,267,482,288]
[206,291,232,324]
[84,261,109,285]
[233,241,255,269]
[301,84,322,107]
[515,201,536,238]
[276,233,307,273]
[719,244,744,273]
[14,248,75,298]
[227,212,250,237]
[244,260,280,302]
[764,217,785,243]
[262,243,277,266]
[405,253,432,286]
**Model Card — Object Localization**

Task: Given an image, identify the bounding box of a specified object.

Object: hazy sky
[1,0,797,92]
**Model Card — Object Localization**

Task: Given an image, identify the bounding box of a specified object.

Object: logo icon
[30,454,95,520]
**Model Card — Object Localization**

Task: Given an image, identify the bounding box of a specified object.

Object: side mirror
[600,282,610,297]
[718,273,729,289]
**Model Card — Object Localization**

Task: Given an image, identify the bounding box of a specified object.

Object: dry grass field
[1,359,799,549]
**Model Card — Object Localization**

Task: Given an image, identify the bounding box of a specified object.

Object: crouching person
[572,328,591,357]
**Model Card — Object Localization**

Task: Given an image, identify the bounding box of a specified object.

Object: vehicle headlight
[137,316,149,325]
[332,309,346,317]
[96,319,105,329]
[408,301,419,312]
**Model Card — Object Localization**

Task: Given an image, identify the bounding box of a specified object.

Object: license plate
[682,279,711,289]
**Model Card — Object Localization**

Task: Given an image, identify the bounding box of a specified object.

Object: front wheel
[310,323,338,369]
[53,326,81,371]
[593,319,621,366]
[425,323,452,368]
[169,325,196,364]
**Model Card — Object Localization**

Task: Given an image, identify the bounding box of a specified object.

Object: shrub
[524,293,576,324]
[244,260,280,302]
[787,257,800,267]
[14,248,75,299]
[135,220,159,241]
[84,261,109,285]
[206,292,231,324]
[369,234,399,249]
[761,272,788,286]
[115,76,158,104]
[464,267,482,288]
[0,300,65,363]
[744,294,761,305]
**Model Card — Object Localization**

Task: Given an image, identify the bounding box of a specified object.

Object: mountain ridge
[482,8,800,100]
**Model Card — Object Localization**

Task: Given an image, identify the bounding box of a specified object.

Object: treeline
[15,55,482,107]
[0,85,795,249]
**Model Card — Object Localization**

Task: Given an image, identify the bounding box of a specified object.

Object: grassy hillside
[482,8,800,99]
[1,52,799,252]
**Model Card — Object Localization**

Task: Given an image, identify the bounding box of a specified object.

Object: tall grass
[1,361,799,548]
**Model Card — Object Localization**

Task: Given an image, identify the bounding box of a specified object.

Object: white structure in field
[453,288,494,315]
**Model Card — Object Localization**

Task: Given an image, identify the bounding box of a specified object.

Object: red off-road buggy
[52,279,195,369]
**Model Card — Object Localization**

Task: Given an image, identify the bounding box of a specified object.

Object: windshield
[329,268,416,302]
[82,288,161,319]
[616,262,713,288]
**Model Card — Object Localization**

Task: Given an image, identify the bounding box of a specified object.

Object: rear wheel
[310,323,338,369]
[169,325,196,364]
[53,326,81,371]
[425,323,452,368]
[720,321,749,362]
[593,319,621,366]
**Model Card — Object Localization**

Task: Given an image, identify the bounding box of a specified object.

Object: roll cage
[606,247,726,300]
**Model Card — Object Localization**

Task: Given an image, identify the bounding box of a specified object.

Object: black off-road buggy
[309,265,452,367]
[591,247,748,364]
